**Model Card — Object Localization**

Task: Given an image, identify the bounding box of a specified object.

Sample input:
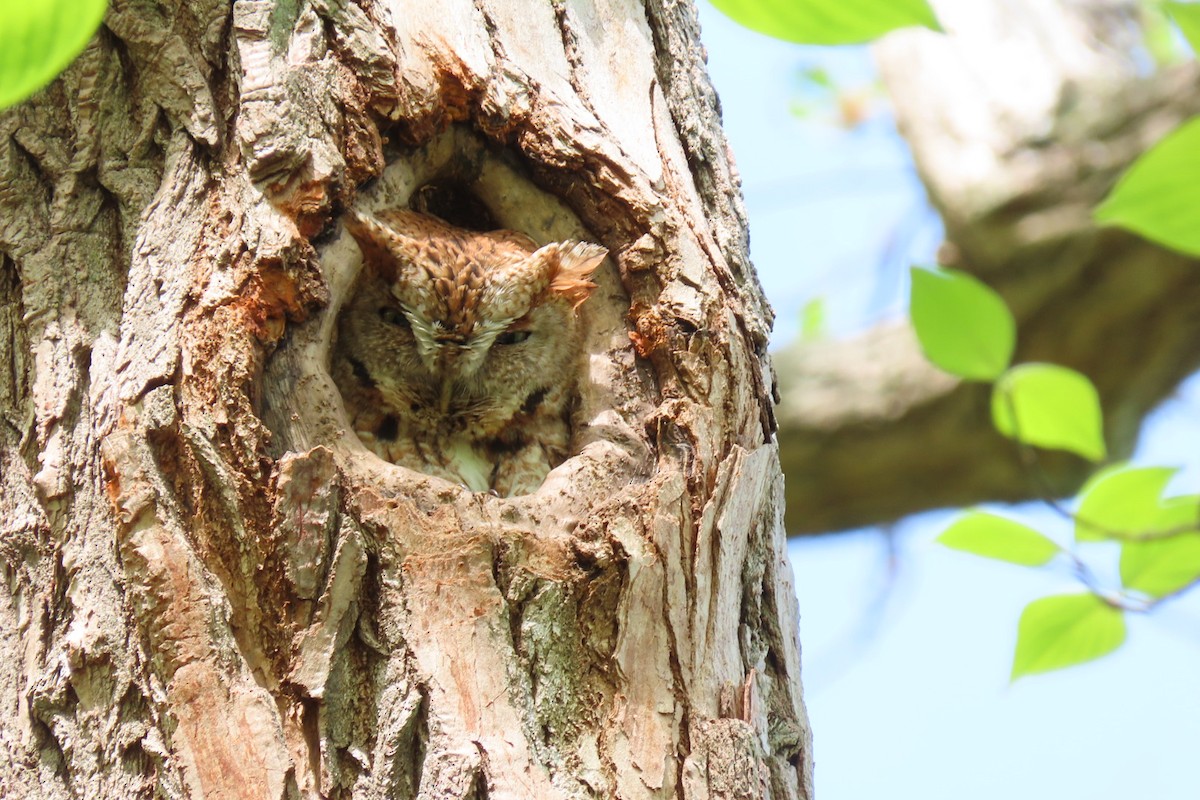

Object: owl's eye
[379,307,409,328]
[495,329,532,346]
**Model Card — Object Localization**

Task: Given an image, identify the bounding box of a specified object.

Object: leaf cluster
[905,0,1200,671]
[913,255,1200,678]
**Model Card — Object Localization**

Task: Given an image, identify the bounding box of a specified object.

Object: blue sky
[695,4,1200,798]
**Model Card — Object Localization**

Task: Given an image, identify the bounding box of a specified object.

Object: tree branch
[778,6,1200,535]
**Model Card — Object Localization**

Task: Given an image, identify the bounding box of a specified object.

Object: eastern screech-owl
[332,208,607,496]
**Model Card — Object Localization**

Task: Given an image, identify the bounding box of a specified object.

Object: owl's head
[342,209,607,414]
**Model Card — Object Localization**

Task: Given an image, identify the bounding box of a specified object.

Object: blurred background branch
[775,1,1200,534]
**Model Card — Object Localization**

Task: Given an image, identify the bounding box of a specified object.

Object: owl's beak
[433,335,479,414]
[434,344,461,413]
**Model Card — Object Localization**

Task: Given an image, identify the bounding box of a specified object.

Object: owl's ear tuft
[343,210,425,281]
[543,241,607,310]
[343,211,397,278]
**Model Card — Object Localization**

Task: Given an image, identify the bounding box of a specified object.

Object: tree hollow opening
[263,127,651,510]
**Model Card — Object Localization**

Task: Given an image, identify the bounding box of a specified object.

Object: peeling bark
[0,1,810,798]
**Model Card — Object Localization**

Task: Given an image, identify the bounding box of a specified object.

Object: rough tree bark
[0,0,811,798]
[777,0,1200,534]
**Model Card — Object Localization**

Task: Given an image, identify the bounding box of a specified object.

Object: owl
[332,208,607,496]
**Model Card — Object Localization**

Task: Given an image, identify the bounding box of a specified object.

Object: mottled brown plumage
[333,209,607,495]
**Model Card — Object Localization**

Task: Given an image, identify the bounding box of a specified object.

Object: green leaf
[800,297,826,341]
[0,0,108,109]
[938,511,1060,566]
[991,364,1106,462]
[1075,465,1179,542]
[1011,593,1126,679]
[798,65,835,91]
[910,267,1016,381]
[709,0,940,45]
[1094,116,1200,257]
[1142,4,1187,65]
[1121,496,1200,597]
[788,99,818,120]
[1166,1,1200,52]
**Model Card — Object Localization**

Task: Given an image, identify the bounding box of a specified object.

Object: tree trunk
[0,1,810,799]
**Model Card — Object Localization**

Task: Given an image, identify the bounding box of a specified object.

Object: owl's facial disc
[395,314,499,412]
